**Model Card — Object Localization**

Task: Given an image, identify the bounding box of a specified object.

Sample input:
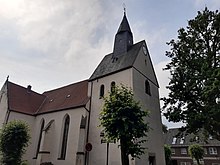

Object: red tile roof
[37,80,89,114]
[6,80,89,115]
[7,82,46,115]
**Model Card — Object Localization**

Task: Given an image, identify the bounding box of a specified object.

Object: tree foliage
[164,145,172,165]
[0,120,30,165]
[99,85,149,165]
[188,144,204,165]
[162,7,220,140]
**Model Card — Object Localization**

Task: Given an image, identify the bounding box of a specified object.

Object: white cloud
[155,60,170,99]
[0,0,120,92]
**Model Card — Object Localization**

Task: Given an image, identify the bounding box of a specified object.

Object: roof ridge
[43,79,88,94]
[7,81,43,96]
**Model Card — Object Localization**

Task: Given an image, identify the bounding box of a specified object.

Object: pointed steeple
[116,13,132,34]
[113,12,133,58]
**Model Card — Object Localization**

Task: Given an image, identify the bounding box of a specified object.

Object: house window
[209,147,217,155]
[111,81,116,92]
[59,115,70,159]
[35,119,45,158]
[172,137,177,144]
[100,84,105,98]
[145,80,151,95]
[181,148,187,154]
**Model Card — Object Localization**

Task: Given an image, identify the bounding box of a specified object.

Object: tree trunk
[120,139,129,165]
[196,159,201,165]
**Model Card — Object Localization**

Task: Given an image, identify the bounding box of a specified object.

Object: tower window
[145,80,151,95]
[59,115,70,160]
[111,81,116,92]
[100,84,105,98]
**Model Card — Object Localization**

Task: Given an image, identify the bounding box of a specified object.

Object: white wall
[8,107,87,165]
[32,108,87,165]
[0,82,9,127]
[88,69,133,165]
[132,42,165,165]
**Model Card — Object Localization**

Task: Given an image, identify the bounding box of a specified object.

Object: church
[0,12,165,165]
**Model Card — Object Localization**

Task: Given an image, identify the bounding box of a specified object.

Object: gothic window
[111,81,116,92]
[35,119,45,158]
[145,80,151,95]
[59,115,70,160]
[100,84,105,98]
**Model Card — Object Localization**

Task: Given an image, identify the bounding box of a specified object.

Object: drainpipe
[84,81,93,165]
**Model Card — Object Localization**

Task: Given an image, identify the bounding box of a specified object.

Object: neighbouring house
[0,12,165,165]
[164,128,220,165]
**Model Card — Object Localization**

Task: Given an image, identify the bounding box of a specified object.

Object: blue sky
[1,0,220,127]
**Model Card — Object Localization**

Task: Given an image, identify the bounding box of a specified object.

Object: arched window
[111,81,116,92]
[145,80,151,95]
[59,115,70,159]
[35,119,45,159]
[100,84,105,98]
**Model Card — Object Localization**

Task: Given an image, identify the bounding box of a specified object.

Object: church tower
[113,12,133,58]
[88,12,165,165]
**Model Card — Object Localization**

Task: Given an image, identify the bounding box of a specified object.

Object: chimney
[27,85,32,93]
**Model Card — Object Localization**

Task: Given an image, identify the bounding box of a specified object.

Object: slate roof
[6,80,89,115]
[89,40,144,81]
[164,128,220,146]
[117,14,132,34]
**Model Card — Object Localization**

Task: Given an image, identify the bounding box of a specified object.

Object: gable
[133,41,159,87]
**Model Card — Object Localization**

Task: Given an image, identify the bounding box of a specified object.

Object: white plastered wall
[88,69,133,165]
[132,42,165,165]
[8,106,87,165]
[0,82,9,127]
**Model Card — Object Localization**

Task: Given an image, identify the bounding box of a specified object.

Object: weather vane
[123,3,126,15]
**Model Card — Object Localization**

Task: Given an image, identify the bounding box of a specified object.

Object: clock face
[142,46,147,55]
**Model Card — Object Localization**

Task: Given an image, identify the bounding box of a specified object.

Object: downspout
[84,81,93,165]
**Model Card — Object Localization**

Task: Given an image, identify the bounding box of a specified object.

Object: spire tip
[123,3,126,15]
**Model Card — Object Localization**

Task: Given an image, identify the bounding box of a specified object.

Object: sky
[1,0,220,128]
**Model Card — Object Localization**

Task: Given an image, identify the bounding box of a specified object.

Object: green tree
[99,85,149,165]
[188,144,204,165]
[0,120,30,165]
[162,7,220,140]
[164,144,172,165]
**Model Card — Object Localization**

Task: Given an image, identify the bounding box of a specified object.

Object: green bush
[0,120,30,165]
